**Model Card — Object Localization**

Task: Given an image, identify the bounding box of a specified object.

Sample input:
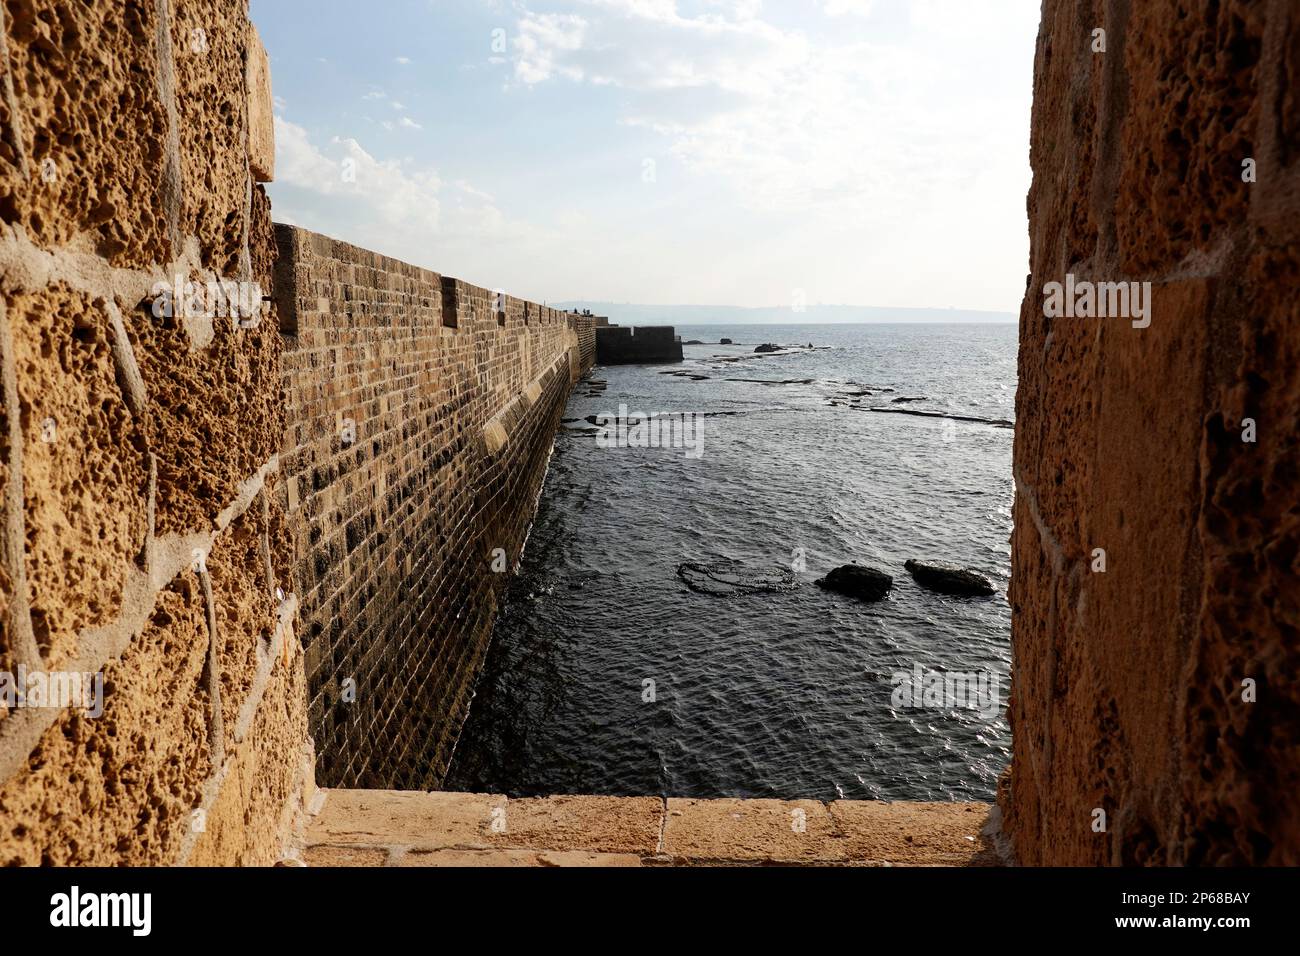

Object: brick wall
[276,226,592,790]
[0,1,310,865]
[1005,0,1299,865]
[573,314,596,369]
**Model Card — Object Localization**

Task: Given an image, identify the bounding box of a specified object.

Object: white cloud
[399,117,423,129]
[394,55,412,64]
[270,116,554,283]
[505,0,1031,219]
[823,0,873,15]
[514,13,589,84]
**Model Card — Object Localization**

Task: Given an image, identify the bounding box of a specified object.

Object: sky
[251,0,1040,314]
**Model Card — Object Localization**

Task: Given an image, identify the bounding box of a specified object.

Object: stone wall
[595,325,684,364]
[0,1,311,864]
[276,226,591,790]
[1006,0,1299,865]
[573,314,596,370]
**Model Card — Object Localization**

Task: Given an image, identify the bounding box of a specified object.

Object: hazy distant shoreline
[553,302,1017,325]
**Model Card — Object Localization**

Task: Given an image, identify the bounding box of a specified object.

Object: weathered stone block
[828,801,994,865]
[661,797,841,863]
[125,288,282,536]
[169,0,251,273]
[0,579,212,866]
[0,0,172,267]
[189,631,306,866]
[494,795,662,855]
[7,286,147,669]
[246,22,275,183]
[306,788,506,849]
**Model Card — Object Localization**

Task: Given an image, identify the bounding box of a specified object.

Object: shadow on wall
[1003,0,1300,866]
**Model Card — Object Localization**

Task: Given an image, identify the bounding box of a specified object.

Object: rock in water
[720,338,733,345]
[815,565,893,602]
[903,560,996,596]
[754,343,781,353]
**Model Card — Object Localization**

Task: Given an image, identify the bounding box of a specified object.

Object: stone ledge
[298,789,1000,867]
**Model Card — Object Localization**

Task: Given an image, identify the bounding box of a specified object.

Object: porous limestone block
[246,22,275,183]
[126,286,283,536]
[491,795,662,856]
[169,0,251,273]
[189,635,307,866]
[399,848,643,867]
[206,498,276,753]
[828,801,995,865]
[1114,1,1262,275]
[0,0,172,267]
[307,789,507,850]
[7,287,147,670]
[249,184,277,295]
[661,797,842,864]
[0,579,213,866]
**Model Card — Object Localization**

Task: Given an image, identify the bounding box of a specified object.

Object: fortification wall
[276,226,591,789]
[573,315,596,370]
[0,1,309,865]
[1006,0,1299,865]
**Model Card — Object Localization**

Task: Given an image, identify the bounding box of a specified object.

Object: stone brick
[494,795,662,855]
[398,848,643,867]
[188,630,307,866]
[306,789,506,849]
[0,0,172,267]
[205,494,276,754]
[169,0,251,273]
[303,844,389,866]
[7,286,147,670]
[828,801,995,865]
[0,579,212,866]
[125,287,283,536]
[662,797,842,863]
[246,22,274,183]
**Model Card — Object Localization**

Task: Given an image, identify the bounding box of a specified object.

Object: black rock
[815,564,893,602]
[754,343,781,353]
[720,338,733,345]
[903,560,996,596]
[684,339,703,344]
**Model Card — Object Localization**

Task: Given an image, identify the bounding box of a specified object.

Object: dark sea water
[445,323,1018,801]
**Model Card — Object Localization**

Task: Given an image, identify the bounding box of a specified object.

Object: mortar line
[0,297,38,669]
[154,0,183,254]
[199,567,225,767]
